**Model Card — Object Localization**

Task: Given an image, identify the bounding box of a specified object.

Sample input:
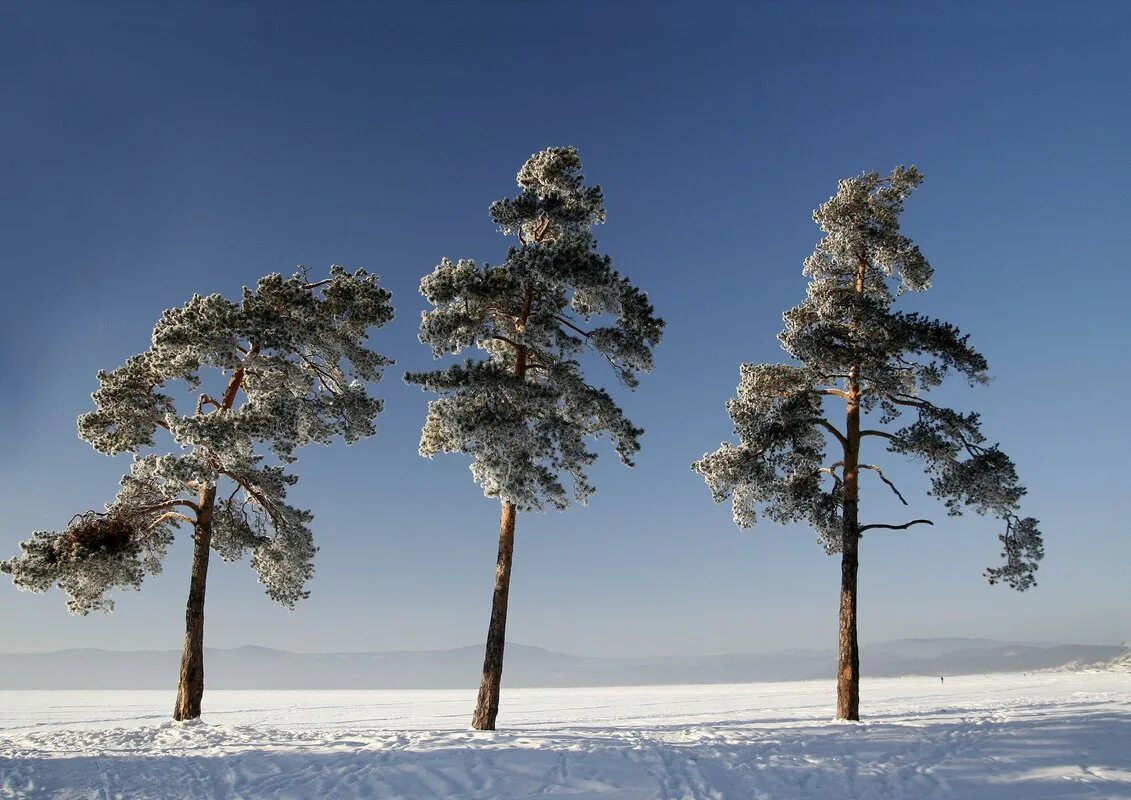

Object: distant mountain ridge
[0,639,1124,689]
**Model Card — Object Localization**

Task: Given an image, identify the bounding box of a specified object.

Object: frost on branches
[692,167,1043,591]
[2,267,394,613]
[406,147,665,511]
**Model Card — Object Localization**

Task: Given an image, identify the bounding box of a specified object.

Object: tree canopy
[406,146,665,511]
[693,167,1043,590]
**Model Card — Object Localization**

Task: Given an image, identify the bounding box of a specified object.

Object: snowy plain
[2,672,1129,799]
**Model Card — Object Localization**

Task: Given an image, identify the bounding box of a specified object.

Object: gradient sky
[2,1,1128,658]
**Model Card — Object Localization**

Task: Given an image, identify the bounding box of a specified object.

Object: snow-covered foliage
[2,267,393,612]
[406,147,664,511]
[693,168,1043,590]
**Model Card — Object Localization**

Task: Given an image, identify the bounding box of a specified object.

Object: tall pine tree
[407,147,664,730]
[2,267,393,720]
[692,167,1043,720]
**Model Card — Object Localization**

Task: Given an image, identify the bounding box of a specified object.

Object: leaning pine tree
[2,266,393,720]
[407,147,664,730]
[692,167,1043,721]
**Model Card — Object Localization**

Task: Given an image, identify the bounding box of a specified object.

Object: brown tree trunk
[837,474,861,721]
[471,501,518,730]
[836,256,867,721]
[173,485,216,721]
[470,283,533,731]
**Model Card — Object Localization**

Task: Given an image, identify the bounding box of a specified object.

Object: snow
[2,672,1129,799]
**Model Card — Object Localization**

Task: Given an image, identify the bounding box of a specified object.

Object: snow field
[1,672,1129,799]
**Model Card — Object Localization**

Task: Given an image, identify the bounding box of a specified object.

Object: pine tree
[692,167,1043,721]
[2,266,393,720]
[407,147,664,730]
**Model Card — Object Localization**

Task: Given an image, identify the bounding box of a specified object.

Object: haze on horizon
[1,1,1128,659]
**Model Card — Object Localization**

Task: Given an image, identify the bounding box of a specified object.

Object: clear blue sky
[2,1,1128,657]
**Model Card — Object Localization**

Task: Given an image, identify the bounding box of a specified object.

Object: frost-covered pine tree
[2,267,393,720]
[692,167,1043,721]
[407,147,663,730]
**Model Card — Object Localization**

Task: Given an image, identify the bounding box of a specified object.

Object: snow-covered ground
[2,672,1129,799]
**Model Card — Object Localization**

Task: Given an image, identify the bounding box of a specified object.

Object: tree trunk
[470,283,533,731]
[471,501,518,730]
[836,488,861,721]
[837,257,866,721]
[173,485,216,721]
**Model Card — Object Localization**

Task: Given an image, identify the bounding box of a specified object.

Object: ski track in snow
[1,673,1129,799]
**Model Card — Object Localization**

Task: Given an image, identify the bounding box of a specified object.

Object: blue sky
[1,1,1128,657]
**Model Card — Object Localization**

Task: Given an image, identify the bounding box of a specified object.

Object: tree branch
[221,344,260,409]
[135,499,201,516]
[485,334,524,350]
[554,314,592,339]
[815,418,848,449]
[146,511,196,531]
[858,519,934,534]
[860,429,897,441]
[298,352,342,393]
[196,394,223,415]
[817,466,843,487]
[301,278,335,291]
[218,468,280,524]
[859,464,908,505]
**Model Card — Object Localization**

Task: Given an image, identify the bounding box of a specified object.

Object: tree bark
[836,256,868,721]
[471,501,518,730]
[837,441,861,721]
[173,485,216,721]
[470,283,534,731]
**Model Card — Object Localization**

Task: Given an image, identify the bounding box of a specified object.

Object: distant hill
[0,639,1124,689]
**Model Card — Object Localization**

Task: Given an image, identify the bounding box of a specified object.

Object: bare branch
[817,466,843,487]
[135,499,201,516]
[815,418,848,449]
[301,278,335,291]
[859,464,908,505]
[146,511,196,531]
[860,429,897,441]
[196,394,223,415]
[554,314,593,339]
[858,519,934,534]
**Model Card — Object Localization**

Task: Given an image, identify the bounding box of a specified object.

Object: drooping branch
[217,468,280,523]
[298,352,342,393]
[858,519,934,534]
[859,464,908,505]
